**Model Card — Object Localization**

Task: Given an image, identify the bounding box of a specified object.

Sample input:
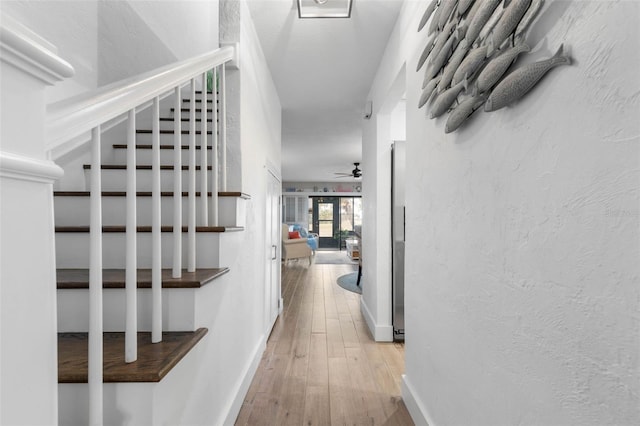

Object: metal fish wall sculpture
[430,78,468,118]
[445,94,488,133]
[418,0,440,32]
[415,0,572,132]
[476,42,530,93]
[487,0,532,55]
[419,76,442,108]
[485,44,571,111]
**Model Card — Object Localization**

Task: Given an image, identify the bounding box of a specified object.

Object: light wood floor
[235,261,414,425]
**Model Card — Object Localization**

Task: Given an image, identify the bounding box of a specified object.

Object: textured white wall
[0,0,98,103]
[1,1,220,97]
[98,0,219,86]
[368,0,640,425]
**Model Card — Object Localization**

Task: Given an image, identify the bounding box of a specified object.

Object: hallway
[235,262,413,425]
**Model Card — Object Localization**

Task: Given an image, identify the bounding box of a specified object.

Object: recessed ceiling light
[297,0,353,19]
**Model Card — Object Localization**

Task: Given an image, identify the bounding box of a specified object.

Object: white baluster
[200,73,209,226]
[188,79,197,272]
[173,87,182,278]
[220,64,227,191]
[89,126,103,426]
[211,67,219,226]
[152,97,162,343]
[125,109,137,363]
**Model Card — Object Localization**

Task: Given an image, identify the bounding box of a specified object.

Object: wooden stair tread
[112,144,212,150]
[135,129,213,135]
[57,268,229,289]
[54,191,251,199]
[170,108,213,113]
[82,165,213,170]
[58,328,208,383]
[159,117,212,122]
[182,98,215,103]
[55,225,244,233]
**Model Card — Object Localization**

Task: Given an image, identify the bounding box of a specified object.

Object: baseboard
[222,334,267,425]
[359,298,393,342]
[401,374,437,426]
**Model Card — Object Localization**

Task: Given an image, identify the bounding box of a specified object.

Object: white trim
[0,12,74,85]
[401,374,436,426]
[0,151,63,183]
[221,334,267,425]
[360,298,394,342]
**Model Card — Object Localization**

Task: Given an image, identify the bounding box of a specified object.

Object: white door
[265,169,281,334]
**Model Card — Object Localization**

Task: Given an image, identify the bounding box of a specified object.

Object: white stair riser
[176,110,214,120]
[54,196,237,227]
[111,147,214,165]
[84,169,212,191]
[134,132,215,145]
[158,119,214,132]
[57,288,196,333]
[219,197,246,227]
[55,232,222,269]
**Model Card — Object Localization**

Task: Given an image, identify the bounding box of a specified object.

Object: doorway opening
[310,196,362,251]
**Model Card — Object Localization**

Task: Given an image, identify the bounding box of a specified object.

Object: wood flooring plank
[345,347,387,424]
[326,317,346,359]
[274,375,307,425]
[311,273,327,334]
[303,385,331,426]
[328,356,357,425]
[339,312,360,348]
[307,333,329,388]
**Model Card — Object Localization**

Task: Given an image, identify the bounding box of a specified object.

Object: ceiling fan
[334,162,362,178]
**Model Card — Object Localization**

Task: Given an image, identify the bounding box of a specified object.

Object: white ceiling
[246,0,403,182]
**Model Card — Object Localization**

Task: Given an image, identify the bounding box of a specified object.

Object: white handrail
[46,46,234,155]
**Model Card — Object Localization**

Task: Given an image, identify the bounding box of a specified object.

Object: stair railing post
[211,67,219,226]
[220,64,227,191]
[188,79,197,272]
[89,125,104,426]
[200,73,209,226]
[151,97,162,343]
[125,109,138,362]
[172,87,182,278]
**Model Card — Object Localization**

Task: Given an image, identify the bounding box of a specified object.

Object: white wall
[367,1,640,425]
[0,0,98,103]
[98,0,219,86]
[1,0,220,100]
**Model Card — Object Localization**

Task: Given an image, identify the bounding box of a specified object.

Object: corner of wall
[222,332,267,425]
[360,298,393,342]
[401,375,435,426]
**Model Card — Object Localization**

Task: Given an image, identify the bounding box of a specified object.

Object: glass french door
[312,197,339,249]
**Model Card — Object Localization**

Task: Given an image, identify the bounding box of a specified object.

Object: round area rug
[336,272,361,294]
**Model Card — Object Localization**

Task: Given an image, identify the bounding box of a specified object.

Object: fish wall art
[416,0,572,133]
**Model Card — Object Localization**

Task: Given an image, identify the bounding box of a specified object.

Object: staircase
[53,89,249,424]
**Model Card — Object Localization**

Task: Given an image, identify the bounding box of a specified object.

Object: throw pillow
[288,231,300,239]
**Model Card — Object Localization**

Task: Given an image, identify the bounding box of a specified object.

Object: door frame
[312,196,340,249]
